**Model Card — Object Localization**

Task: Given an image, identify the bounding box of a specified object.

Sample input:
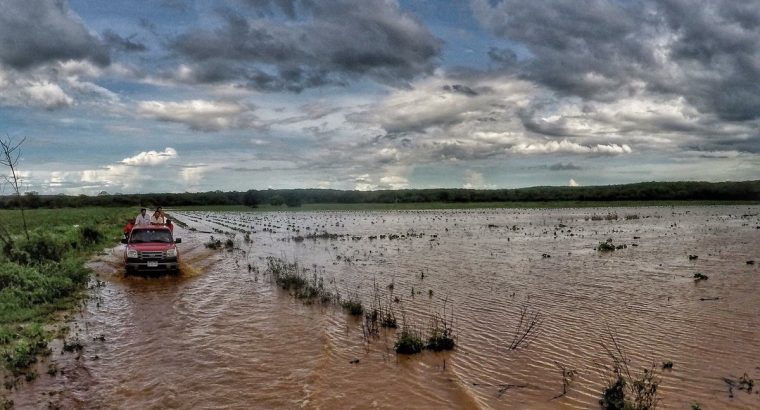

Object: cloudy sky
[1,0,759,194]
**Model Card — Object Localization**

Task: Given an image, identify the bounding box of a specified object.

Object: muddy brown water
[11,206,760,409]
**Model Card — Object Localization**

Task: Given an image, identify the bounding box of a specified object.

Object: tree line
[1,180,758,209]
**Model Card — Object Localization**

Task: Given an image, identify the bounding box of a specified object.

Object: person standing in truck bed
[150,207,166,224]
[135,208,151,225]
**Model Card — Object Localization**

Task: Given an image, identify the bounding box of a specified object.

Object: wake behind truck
[122,225,181,274]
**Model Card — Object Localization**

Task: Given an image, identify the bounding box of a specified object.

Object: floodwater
[11,206,760,409]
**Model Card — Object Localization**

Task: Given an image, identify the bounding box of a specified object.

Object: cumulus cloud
[167,0,441,91]
[353,174,374,191]
[0,58,129,110]
[121,147,178,166]
[568,178,579,187]
[347,72,640,168]
[0,0,109,69]
[510,140,632,155]
[36,148,194,193]
[379,175,409,190]
[376,148,400,164]
[350,73,535,134]
[136,99,259,131]
[56,148,180,191]
[180,165,205,190]
[463,170,486,189]
[353,173,409,190]
[0,76,74,109]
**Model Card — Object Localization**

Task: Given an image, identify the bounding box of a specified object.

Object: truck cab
[122,225,181,274]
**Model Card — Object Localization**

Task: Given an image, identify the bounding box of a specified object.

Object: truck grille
[140,251,164,259]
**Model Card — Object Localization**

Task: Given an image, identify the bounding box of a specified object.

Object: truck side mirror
[175,238,182,243]
[121,238,128,244]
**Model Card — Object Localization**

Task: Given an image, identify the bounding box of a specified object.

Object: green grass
[0,207,133,381]
[169,200,760,212]
[1,207,132,232]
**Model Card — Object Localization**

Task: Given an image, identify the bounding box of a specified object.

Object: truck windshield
[130,229,173,243]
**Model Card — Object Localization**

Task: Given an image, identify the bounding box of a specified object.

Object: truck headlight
[165,248,177,258]
[127,250,138,258]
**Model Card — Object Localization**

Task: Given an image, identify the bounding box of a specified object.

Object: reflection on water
[12,206,760,409]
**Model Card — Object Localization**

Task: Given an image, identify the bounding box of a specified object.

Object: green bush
[1,324,49,375]
[80,226,102,244]
[8,236,61,264]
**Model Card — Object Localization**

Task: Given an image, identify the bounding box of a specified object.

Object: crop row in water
[263,256,457,355]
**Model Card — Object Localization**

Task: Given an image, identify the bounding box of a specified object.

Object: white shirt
[135,213,151,225]
[150,214,166,224]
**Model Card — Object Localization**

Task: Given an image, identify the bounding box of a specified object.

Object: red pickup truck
[122,225,181,274]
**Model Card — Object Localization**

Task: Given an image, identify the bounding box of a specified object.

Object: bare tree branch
[508,304,542,351]
[0,135,29,240]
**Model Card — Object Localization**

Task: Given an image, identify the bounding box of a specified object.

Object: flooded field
[12,205,760,409]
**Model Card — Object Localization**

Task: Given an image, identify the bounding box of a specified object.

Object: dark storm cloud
[443,84,479,96]
[548,162,582,171]
[487,47,518,66]
[472,0,760,121]
[241,0,312,18]
[169,0,441,91]
[518,107,576,138]
[0,0,109,69]
[687,135,760,155]
[103,30,148,53]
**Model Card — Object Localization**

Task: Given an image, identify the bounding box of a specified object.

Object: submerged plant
[693,272,709,281]
[265,257,332,302]
[204,236,222,250]
[426,325,455,351]
[599,330,661,410]
[395,326,424,354]
[342,298,364,316]
[362,308,380,339]
[426,300,456,351]
[381,310,398,328]
[600,374,627,410]
[735,373,755,393]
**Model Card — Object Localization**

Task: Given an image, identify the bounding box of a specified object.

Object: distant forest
[2,180,759,209]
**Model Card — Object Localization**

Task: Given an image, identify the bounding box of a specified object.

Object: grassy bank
[0,207,133,388]
[169,200,760,212]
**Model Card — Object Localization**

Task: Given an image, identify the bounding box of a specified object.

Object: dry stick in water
[598,326,661,410]
[508,305,542,351]
[552,361,576,399]
[600,327,633,384]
